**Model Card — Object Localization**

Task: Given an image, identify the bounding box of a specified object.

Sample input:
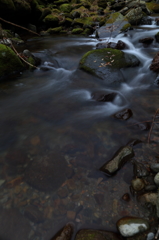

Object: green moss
[44,14,59,27]
[72,28,83,34]
[106,12,126,24]
[27,56,36,70]
[54,0,69,4]
[47,26,63,33]
[146,2,159,13]
[121,23,131,32]
[0,44,24,79]
[60,3,72,13]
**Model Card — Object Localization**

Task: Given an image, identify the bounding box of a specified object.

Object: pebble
[131,178,145,191]
[117,217,149,237]
[154,172,159,186]
[147,232,155,240]
[67,210,76,220]
[150,163,159,172]
[0,179,5,186]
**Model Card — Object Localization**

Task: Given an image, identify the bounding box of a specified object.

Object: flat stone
[117,217,149,237]
[100,146,134,175]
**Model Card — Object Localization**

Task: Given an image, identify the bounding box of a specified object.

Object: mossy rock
[79,48,140,85]
[0,44,24,79]
[13,0,31,21]
[77,0,91,8]
[126,7,143,25]
[44,14,59,27]
[47,26,63,34]
[72,28,83,34]
[82,28,92,35]
[73,17,96,28]
[60,3,72,13]
[121,23,131,32]
[146,1,159,13]
[96,12,129,38]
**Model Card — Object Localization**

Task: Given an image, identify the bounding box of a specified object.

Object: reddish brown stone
[150,52,159,72]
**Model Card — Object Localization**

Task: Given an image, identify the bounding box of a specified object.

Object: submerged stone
[100,146,134,175]
[117,217,149,237]
[24,152,68,192]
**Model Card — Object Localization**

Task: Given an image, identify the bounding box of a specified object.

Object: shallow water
[0,20,159,240]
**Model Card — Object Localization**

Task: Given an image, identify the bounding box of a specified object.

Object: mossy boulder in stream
[146,2,159,13]
[79,48,140,85]
[0,44,24,80]
[96,12,130,38]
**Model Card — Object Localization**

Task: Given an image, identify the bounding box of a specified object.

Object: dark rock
[133,160,149,178]
[155,18,159,25]
[129,119,150,130]
[24,205,44,223]
[51,223,74,240]
[91,91,117,102]
[150,51,159,72]
[0,208,31,240]
[111,1,125,11]
[155,32,159,43]
[75,229,122,240]
[96,40,127,50]
[24,152,67,192]
[145,185,157,191]
[140,17,152,25]
[150,163,159,172]
[5,149,28,166]
[122,193,130,202]
[114,108,133,120]
[100,146,134,175]
[94,193,104,205]
[139,37,154,44]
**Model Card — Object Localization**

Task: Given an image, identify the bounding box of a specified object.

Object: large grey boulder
[79,48,140,85]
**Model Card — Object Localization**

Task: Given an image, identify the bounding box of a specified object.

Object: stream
[0,16,159,240]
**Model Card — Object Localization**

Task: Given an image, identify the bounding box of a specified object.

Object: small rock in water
[117,217,149,237]
[113,108,133,120]
[139,37,154,45]
[150,52,159,72]
[100,146,134,175]
[122,193,130,202]
[150,163,159,172]
[91,91,117,102]
[131,178,145,191]
[147,232,155,240]
[52,223,74,240]
[154,172,159,186]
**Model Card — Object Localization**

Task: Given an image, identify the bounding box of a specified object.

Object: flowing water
[0,17,159,240]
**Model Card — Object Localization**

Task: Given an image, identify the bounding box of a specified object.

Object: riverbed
[0,18,159,240]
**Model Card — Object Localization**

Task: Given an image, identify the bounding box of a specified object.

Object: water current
[0,16,159,240]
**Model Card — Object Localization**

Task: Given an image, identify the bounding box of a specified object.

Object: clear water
[0,22,159,240]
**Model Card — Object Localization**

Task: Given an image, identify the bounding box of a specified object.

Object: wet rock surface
[100,146,134,175]
[150,51,159,72]
[113,108,133,120]
[75,229,122,240]
[91,91,117,102]
[24,152,68,192]
[96,40,127,50]
[117,217,149,237]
